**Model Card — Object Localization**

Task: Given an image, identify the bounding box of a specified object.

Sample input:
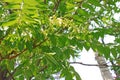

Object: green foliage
[0,0,120,79]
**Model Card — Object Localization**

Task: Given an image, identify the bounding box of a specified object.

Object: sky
[53,28,116,80]
[71,48,103,80]
[71,35,115,80]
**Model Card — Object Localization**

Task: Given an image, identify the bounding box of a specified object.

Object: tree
[0,0,120,80]
[95,53,114,80]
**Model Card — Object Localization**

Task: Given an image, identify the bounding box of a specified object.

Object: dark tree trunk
[0,66,15,80]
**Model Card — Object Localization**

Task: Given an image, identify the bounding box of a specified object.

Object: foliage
[0,0,120,79]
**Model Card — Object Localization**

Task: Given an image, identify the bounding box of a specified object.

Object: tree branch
[0,38,48,61]
[39,65,48,72]
[44,0,46,4]
[1,20,66,61]
[7,69,16,80]
[53,0,61,12]
[69,62,120,67]
[9,38,48,60]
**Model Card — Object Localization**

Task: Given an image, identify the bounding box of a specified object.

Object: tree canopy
[0,0,120,80]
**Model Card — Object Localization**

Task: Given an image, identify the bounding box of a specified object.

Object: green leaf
[73,15,83,22]
[84,42,90,51]
[18,75,24,80]
[77,42,83,50]
[14,68,23,76]
[4,3,20,9]
[2,20,17,27]
[88,0,101,6]
[4,39,9,46]
[66,2,75,10]
[65,72,73,80]
[45,53,59,65]
[82,3,95,12]
[24,70,32,80]
[10,40,16,48]
[78,9,88,16]
[63,49,73,59]
[111,48,117,58]
[97,45,104,55]
[90,42,97,52]
[75,71,81,80]
[70,66,81,80]
[18,39,24,51]
[116,46,120,54]
[92,32,99,40]
[26,40,33,52]
[49,34,57,46]
[3,0,22,3]
[34,27,44,41]
[70,37,77,46]
[41,46,51,53]
[57,35,67,47]
[58,1,66,15]
[104,46,110,59]
[24,0,38,6]
[0,30,4,38]
[115,38,120,43]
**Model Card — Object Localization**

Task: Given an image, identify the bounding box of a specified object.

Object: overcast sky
[71,35,115,80]
[72,48,103,80]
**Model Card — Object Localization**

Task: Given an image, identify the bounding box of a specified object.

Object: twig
[9,38,48,59]
[7,69,16,80]
[0,38,48,61]
[44,0,46,4]
[69,62,120,67]
[39,65,48,72]
[53,0,61,12]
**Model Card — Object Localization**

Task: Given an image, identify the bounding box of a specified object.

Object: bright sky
[71,35,115,80]
[71,48,103,80]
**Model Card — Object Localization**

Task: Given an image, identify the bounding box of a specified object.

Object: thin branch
[53,0,61,12]
[44,0,46,4]
[1,20,66,61]
[4,48,27,60]
[74,1,84,15]
[70,62,101,66]
[9,38,48,59]
[0,38,48,61]
[39,65,48,72]
[7,69,16,80]
[33,38,48,48]
[69,62,120,67]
